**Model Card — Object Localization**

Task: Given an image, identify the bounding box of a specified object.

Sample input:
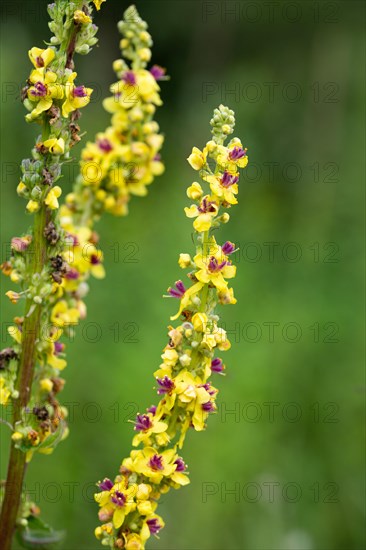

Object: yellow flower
[218,286,237,305]
[108,70,161,109]
[46,342,67,371]
[187,181,203,200]
[216,139,248,171]
[11,431,23,442]
[40,378,53,392]
[194,250,236,293]
[173,371,215,431]
[28,47,55,69]
[178,253,192,268]
[125,534,143,550]
[8,325,22,344]
[140,514,165,543]
[192,312,208,332]
[26,68,63,121]
[161,348,179,367]
[170,281,204,321]
[126,447,179,484]
[132,413,168,447]
[45,186,62,209]
[187,146,208,170]
[26,200,40,213]
[93,0,106,10]
[214,327,231,351]
[83,246,106,279]
[5,290,20,304]
[43,137,65,155]
[184,197,219,232]
[51,300,80,328]
[74,10,92,24]
[95,482,136,529]
[203,170,239,205]
[17,181,27,196]
[62,73,93,118]
[0,377,11,405]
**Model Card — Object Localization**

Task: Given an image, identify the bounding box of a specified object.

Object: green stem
[0,205,47,550]
[0,3,85,543]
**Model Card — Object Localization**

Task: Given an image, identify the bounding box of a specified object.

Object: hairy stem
[0,205,47,549]
[0,4,84,543]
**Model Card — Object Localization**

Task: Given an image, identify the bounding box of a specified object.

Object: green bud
[76,44,90,55]
[31,185,41,199]
[210,104,235,144]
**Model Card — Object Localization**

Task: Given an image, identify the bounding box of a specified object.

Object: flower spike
[94,105,249,548]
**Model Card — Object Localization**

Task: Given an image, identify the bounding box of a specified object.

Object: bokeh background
[1,1,365,549]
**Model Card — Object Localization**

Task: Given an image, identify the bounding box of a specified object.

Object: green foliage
[0,1,364,549]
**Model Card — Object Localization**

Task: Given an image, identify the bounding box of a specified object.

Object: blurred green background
[1,1,365,549]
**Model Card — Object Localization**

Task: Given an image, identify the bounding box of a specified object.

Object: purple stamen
[123,71,136,86]
[111,490,126,507]
[35,56,45,68]
[134,414,152,432]
[174,457,186,472]
[222,241,235,255]
[168,280,186,298]
[229,146,246,161]
[208,256,227,273]
[199,382,215,396]
[202,401,215,413]
[66,267,79,280]
[90,254,100,265]
[148,454,164,471]
[221,171,239,187]
[73,85,88,98]
[150,65,166,80]
[97,138,113,152]
[147,518,162,534]
[211,357,224,373]
[156,376,175,395]
[198,198,217,214]
[30,81,47,97]
[54,341,64,355]
[99,478,114,491]
[147,405,157,415]
[67,233,79,246]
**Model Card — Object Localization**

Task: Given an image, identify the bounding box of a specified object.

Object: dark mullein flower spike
[94,105,249,548]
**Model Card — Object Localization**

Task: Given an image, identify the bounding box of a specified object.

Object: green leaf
[16,516,65,549]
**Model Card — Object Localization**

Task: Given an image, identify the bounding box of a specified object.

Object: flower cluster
[1,4,166,465]
[62,4,167,222]
[94,105,248,548]
[0,1,106,460]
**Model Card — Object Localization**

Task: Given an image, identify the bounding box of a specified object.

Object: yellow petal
[93,0,106,10]
[113,507,125,529]
[193,214,213,232]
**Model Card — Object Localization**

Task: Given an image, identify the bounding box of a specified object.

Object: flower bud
[187,182,203,201]
[179,353,191,367]
[113,59,124,72]
[17,181,28,197]
[137,48,151,62]
[11,236,32,252]
[11,431,23,442]
[76,44,90,55]
[40,378,53,392]
[178,253,192,268]
[26,200,40,213]
[192,312,208,333]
